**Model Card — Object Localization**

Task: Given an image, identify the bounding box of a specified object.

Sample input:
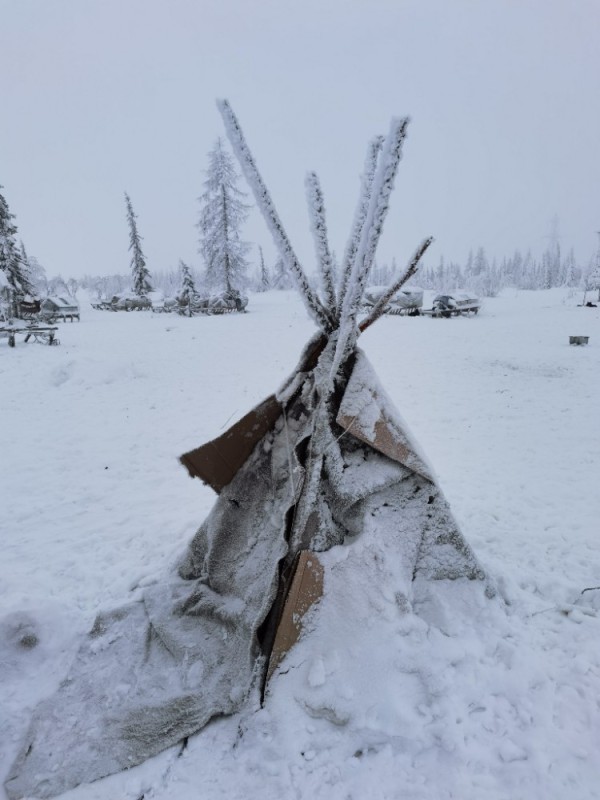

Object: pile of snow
[1,288,599,800]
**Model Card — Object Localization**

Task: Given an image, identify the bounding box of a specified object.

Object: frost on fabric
[5,416,300,800]
[337,350,435,482]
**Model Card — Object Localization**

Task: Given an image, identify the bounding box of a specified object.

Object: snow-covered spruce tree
[472,246,488,278]
[0,188,35,312]
[258,245,270,291]
[18,241,35,295]
[562,248,577,287]
[124,192,152,296]
[19,242,47,296]
[197,138,251,293]
[588,234,600,300]
[179,260,197,299]
[272,256,293,289]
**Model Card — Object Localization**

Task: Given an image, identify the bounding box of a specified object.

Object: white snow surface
[1,288,599,800]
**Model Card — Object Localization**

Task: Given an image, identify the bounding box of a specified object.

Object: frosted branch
[305,171,337,310]
[332,117,410,373]
[217,99,333,332]
[359,236,433,333]
[336,136,384,319]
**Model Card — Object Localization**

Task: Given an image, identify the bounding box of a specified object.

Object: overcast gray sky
[1,0,599,280]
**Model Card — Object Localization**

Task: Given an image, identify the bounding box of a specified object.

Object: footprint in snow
[50,361,75,387]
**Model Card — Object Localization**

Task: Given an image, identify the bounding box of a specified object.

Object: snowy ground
[1,289,599,800]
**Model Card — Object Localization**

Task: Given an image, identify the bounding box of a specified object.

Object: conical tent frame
[218,100,433,350]
[182,101,436,686]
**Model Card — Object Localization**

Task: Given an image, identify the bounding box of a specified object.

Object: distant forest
[33,239,599,302]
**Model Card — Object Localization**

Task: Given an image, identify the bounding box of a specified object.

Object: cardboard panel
[179,394,282,493]
[179,334,327,494]
[266,551,323,684]
[337,408,433,482]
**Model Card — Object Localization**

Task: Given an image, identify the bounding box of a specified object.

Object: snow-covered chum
[5,102,489,800]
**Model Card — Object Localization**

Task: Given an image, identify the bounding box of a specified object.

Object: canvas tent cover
[5,346,487,800]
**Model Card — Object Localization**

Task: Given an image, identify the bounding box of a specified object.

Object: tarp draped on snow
[5,345,488,800]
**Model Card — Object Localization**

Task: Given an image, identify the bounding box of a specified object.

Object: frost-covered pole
[335,136,384,320]
[359,236,433,333]
[218,99,333,332]
[332,117,409,374]
[305,171,337,310]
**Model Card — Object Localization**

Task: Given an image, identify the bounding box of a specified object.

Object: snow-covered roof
[367,284,423,296]
[42,296,78,309]
[453,292,479,302]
